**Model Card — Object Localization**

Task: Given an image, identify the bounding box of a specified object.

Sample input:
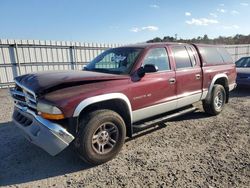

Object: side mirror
[136,64,158,78]
[137,67,145,78]
[144,64,158,73]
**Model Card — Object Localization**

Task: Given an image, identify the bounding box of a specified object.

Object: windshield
[85,47,143,74]
[236,57,250,68]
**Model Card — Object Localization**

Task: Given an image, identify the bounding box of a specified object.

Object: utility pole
[175,34,178,41]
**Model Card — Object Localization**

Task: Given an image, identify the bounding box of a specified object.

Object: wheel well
[214,77,229,103]
[77,99,132,137]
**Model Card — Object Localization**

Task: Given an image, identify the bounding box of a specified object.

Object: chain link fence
[224,44,250,62]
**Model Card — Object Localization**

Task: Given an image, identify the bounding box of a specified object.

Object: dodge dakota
[10,42,237,164]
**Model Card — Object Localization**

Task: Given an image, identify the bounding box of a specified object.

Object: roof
[121,42,189,48]
[193,43,225,48]
[118,42,226,49]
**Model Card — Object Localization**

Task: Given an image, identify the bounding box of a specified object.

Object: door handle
[169,78,176,84]
[195,74,201,80]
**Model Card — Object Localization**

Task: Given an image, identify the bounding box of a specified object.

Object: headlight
[37,102,65,120]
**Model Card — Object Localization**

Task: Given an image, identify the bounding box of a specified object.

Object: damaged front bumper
[12,105,75,156]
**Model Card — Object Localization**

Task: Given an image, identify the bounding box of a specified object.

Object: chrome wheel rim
[214,90,224,110]
[92,122,118,154]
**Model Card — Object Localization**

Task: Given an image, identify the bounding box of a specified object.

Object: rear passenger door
[171,45,202,108]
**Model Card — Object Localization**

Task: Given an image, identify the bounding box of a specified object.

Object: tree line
[147,34,250,45]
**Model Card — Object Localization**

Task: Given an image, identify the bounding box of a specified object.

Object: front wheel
[203,84,226,115]
[74,110,126,165]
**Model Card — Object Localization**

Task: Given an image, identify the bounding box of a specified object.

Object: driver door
[131,47,177,122]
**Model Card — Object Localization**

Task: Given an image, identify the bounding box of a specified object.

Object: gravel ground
[0,88,249,188]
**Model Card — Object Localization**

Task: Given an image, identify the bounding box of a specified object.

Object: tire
[202,84,226,115]
[74,109,126,165]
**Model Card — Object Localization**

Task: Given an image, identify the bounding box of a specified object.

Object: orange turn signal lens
[40,112,65,120]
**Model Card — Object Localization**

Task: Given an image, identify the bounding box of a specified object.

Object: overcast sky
[0,0,249,43]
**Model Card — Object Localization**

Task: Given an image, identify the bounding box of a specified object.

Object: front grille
[14,110,33,127]
[10,80,37,111]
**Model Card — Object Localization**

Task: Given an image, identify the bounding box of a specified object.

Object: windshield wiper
[89,68,123,74]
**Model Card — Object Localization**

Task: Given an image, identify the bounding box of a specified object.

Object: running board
[132,107,197,131]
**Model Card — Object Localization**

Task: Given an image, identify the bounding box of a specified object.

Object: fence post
[247,45,250,56]
[73,45,78,70]
[7,43,19,79]
[235,46,238,61]
[69,46,75,70]
[14,43,21,75]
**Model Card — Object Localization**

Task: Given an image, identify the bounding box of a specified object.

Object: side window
[217,47,233,63]
[143,48,170,71]
[172,46,193,69]
[244,58,250,67]
[199,47,224,64]
[236,57,250,67]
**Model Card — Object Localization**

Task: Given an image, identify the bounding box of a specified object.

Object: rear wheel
[74,110,126,165]
[203,84,226,115]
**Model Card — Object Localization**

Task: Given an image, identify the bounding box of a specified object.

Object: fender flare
[73,93,133,124]
[205,73,228,101]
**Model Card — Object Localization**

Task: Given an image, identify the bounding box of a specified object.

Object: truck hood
[15,70,129,95]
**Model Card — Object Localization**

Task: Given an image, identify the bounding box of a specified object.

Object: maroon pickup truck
[10,42,236,165]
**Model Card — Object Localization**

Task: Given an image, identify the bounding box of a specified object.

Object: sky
[0,0,250,44]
